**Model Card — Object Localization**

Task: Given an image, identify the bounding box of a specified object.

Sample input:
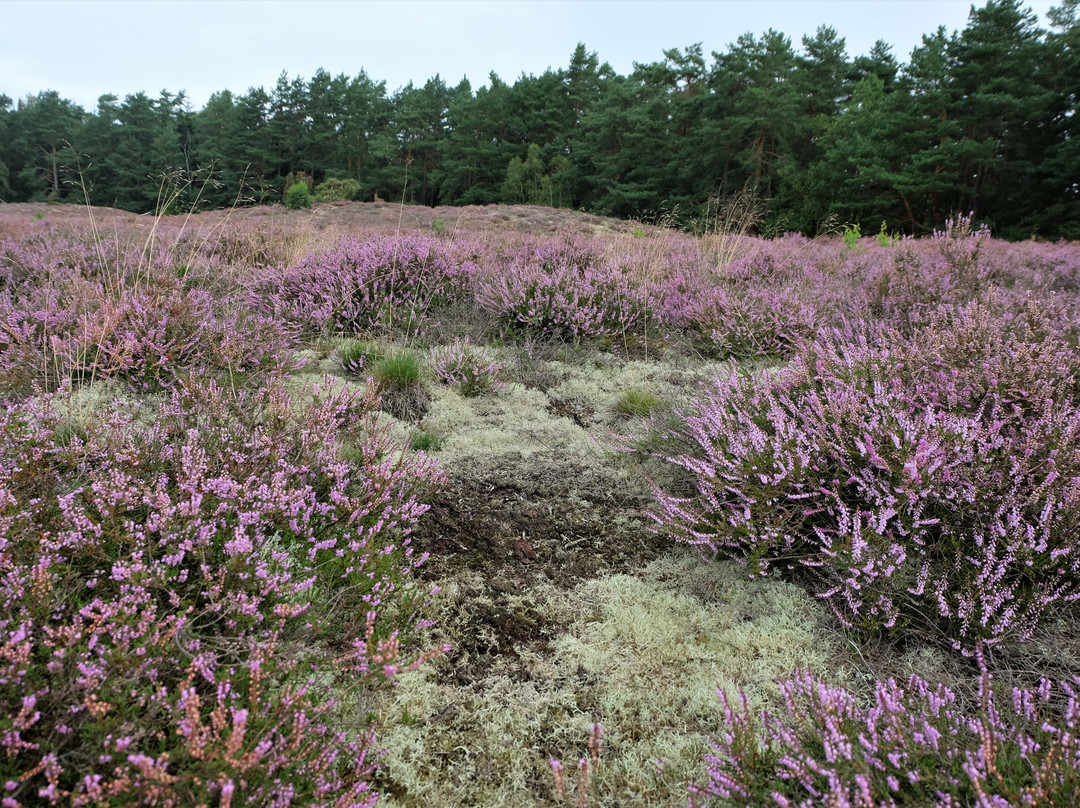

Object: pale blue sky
[2,0,1062,111]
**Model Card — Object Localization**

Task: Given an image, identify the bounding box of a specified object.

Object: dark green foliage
[283,181,311,209]
[500,143,571,206]
[9,91,84,202]
[314,176,361,201]
[2,3,1078,237]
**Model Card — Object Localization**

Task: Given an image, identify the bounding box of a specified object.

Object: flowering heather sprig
[795,297,1080,421]
[428,338,505,397]
[62,286,298,393]
[933,214,993,284]
[691,658,1080,807]
[0,288,87,395]
[0,228,165,292]
[333,340,382,378]
[550,723,603,808]
[0,375,444,806]
[684,285,815,360]
[249,235,475,338]
[860,218,1005,334]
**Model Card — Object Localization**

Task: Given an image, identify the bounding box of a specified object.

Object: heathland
[2,199,1080,806]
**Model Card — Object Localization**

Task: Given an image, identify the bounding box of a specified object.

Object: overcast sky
[2,0,1062,112]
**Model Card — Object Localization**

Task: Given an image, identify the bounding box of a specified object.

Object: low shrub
[284,181,312,210]
[652,302,1080,653]
[250,235,475,338]
[474,240,650,342]
[655,269,816,360]
[314,177,362,203]
[692,658,1080,807]
[334,339,383,378]
[0,268,297,397]
[0,376,445,806]
[77,286,298,391]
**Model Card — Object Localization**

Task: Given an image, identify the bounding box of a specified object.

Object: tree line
[1,0,1077,239]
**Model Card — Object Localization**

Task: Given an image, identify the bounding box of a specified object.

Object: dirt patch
[415,452,664,590]
[408,450,664,685]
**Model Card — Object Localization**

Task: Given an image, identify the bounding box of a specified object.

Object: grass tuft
[373,350,429,421]
[408,427,446,453]
[614,388,663,418]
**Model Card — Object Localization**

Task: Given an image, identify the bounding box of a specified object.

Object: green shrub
[876,219,899,247]
[841,223,862,251]
[314,177,362,202]
[284,181,312,210]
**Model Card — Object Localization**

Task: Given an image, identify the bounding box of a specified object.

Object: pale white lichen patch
[369,551,848,808]
[44,378,163,429]
[421,382,602,461]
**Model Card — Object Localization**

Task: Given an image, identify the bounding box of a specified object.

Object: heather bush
[653,243,824,360]
[696,287,815,360]
[250,235,475,339]
[428,338,505,397]
[692,659,1080,807]
[474,240,651,342]
[0,234,297,397]
[862,217,999,332]
[550,723,603,807]
[77,286,299,392]
[0,285,89,395]
[796,296,1080,421]
[2,203,1078,807]
[0,375,445,806]
[0,227,169,293]
[652,301,1080,651]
